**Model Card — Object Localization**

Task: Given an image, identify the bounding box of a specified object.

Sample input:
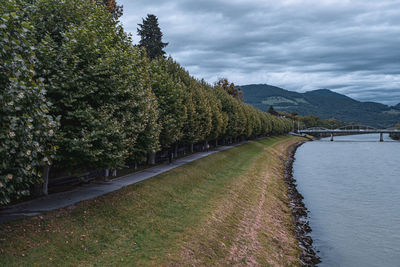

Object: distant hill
[241,84,400,127]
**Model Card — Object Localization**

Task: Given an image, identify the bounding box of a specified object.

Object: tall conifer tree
[137,14,168,59]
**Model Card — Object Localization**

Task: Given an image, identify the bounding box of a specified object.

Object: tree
[1,0,296,206]
[214,86,241,141]
[301,115,321,128]
[268,105,278,116]
[180,80,212,152]
[150,58,187,149]
[95,0,123,19]
[33,0,159,173]
[202,81,227,143]
[0,0,57,204]
[137,14,168,60]
[216,78,243,101]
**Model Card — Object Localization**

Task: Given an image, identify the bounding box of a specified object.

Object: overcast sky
[118,0,400,105]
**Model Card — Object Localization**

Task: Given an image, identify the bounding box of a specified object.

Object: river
[293,134,400,267]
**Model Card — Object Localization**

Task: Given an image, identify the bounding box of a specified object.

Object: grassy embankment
[0,136,304,266]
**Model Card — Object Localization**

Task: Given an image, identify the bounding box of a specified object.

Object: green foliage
[300,115,320,128]
[0,0,57,204]
[216,78,243,101]
[118,48,160,164]
[191,84,213,142]
[150,58,186,148]
[137,14,168,60]
[292,115,348,129]
[213,86,239,138]
[202,82,227,141]
[181,81,212,145]
[1,0,292,205]
[27,0,92,45]
[95,0,123,19]
[34,0,160,170]
[212,80,293,139]
[36,2,123,170]
[163,61,214,146]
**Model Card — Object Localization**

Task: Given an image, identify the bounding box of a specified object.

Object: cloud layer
[119,0,400,105]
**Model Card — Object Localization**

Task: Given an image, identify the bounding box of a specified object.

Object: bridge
[298,125,400,141]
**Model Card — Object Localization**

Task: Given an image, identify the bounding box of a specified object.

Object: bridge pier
[330,133,334,142]
[380,133,384,142]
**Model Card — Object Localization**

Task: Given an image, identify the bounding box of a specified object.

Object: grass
[0,135,304,266]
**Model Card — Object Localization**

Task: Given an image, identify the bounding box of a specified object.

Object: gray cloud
[119,0,400,105]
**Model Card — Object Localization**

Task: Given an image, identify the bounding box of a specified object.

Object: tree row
[0,0,292,204]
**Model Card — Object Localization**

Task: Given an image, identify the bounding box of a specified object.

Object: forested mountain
[241,84,400,127]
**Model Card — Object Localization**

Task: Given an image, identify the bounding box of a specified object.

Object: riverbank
[285,142,320,266]
[0,136,305,266]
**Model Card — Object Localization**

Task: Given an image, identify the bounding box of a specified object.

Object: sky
[118,0,400,106]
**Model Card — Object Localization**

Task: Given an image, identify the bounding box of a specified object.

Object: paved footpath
[0,142,248,224]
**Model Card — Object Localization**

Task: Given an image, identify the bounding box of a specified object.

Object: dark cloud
[119,0,400,105]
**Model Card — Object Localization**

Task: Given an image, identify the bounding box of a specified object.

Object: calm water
[293,134,400,267]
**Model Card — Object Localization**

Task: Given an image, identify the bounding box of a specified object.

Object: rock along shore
[285,141,321,266]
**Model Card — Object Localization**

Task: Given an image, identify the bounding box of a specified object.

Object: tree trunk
[148,152,156,165]
[104,168,110,181]
[42,165,50,195]
[174,143,178,157]
[33,165,50,197]
[204,140,209,152]
[190,143,194,153]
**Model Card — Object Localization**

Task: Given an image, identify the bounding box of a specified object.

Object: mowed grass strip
[174,136,302,266]
[0,136,303,266]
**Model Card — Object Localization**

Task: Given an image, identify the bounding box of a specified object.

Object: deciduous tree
[95,0,123,19]
[216,78,243,101]
[0,0,57,204]
[150,58,186,149]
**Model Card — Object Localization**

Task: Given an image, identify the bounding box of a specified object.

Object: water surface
[293,134,400,267]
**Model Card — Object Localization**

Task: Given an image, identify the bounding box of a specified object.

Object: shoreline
[285,141,321,266]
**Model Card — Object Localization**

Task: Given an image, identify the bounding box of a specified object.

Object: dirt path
[174,137,302,266]
[228,170,270,266]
